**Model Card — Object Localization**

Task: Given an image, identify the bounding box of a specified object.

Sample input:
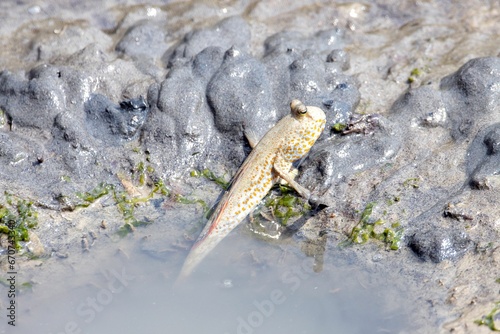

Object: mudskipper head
[290,99,326,124]
[290,99,326,130]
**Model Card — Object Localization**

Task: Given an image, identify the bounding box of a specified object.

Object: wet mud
[0,1,499,333]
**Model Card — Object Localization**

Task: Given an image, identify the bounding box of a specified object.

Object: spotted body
[177,99,326,281]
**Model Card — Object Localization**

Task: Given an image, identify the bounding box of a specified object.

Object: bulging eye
[290,99,307,115]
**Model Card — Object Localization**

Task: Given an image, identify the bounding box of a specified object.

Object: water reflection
[15,228,409,334]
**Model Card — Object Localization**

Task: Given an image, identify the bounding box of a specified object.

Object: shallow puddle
[14,221,411,334]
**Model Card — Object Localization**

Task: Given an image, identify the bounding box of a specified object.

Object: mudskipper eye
[290,99,308,115]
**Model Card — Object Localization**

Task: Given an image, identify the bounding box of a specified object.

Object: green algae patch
[116,220,152,238]
[173,194,208,213]
[136,161,147,185]
[403,177,420,189]
[72,163,211,237]
[386,196,400,206]
[152,179,169,196]
[190,170,312,226]
[0,277,34,293]
[475,301,500,331]
[75,183,114,208]
[0,193,38,250]
[332,122,347,133]
[407,67,429,84]
[0,108,6,127]
[359,202,374,224]
[407,68,422,83]
[69,156,177,236]
[72,181,156,237]
[112,178,172,237]
[191,168,230,190]
[61,175,71,183]
[348,202,403,250]
[257,184,312,226]
[133,161,156,186]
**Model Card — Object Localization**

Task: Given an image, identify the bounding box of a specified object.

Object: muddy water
[16,230,409,334]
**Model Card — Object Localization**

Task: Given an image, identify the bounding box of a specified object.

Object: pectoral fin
[244,129,260,149]
[273,155,311,200]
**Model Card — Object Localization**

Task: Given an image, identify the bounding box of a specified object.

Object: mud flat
[0,1,499,333]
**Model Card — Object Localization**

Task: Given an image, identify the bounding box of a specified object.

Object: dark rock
[143,61,228,178]
[440,57,500,141]
[119,96,149,139]
[466,122,500,189]
[207,47,276,140]
[408,224,472,262]
[264,31,303,55]
[157,67,210,140]
[289,53,330,105]
[191,46,225,85]
[0,66,67,130]
[145,21,354,179]
[0,13,355,204]
[326,49,350,71]
[440,57,500,114]
[166,16,251,67]
[0,48,156,202]
[85,94,149,143]
[484,126,500,154]
[319,73,360,131]
[53,111,89,149]
[0,132,29,165]
[262,49,300,116]
[390,85,448,129]
[262,28,352,121]
[264,52,359,137]
[263,28,345,56]
[116,21,167,60]
[390,57,500,143]
[298,115,401,194]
